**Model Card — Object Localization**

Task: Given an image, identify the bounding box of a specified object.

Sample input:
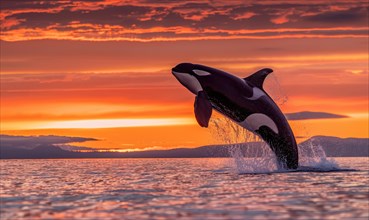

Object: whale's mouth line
[172,70,187,76]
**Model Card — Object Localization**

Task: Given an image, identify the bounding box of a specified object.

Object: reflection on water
[0,158,368,219]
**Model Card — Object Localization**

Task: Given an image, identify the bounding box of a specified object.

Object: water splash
[209,115,340,173]
[298,137,339,170]
[263,73,288,106]
[209,116,279,174]
[208,73,287,174]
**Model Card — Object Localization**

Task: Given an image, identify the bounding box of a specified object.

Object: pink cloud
[1,17,26,29]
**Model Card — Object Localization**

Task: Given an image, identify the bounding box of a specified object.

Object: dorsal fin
[244,68,273,89]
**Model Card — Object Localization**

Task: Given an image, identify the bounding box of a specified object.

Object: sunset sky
[1,0,368,150]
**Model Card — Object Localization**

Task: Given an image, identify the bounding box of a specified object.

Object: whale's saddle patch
[194,91,212,127]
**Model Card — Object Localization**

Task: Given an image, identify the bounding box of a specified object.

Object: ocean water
[0,157,368,220]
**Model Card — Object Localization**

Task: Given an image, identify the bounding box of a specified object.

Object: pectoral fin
[194,91,212,127]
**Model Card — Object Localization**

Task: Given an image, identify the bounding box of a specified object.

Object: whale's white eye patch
[193,69,211,76]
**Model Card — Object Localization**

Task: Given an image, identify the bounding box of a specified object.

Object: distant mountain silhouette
[0,136,368,159]
[0,134,97,150]
[285,111,348,120]
[302,136,369,157]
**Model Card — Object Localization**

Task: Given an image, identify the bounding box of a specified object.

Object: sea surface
[0,157,368,220]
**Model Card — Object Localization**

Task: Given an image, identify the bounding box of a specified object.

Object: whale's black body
[172,63,299,169]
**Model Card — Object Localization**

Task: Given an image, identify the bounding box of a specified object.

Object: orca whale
[172,63,299,169]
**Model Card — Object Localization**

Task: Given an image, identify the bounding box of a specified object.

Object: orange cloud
[1,17,26,29]
[271,9,295,24]
[1,1,368,42]
[1,25,367,42]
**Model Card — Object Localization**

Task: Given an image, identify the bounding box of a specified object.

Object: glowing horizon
[2,118,195,130]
